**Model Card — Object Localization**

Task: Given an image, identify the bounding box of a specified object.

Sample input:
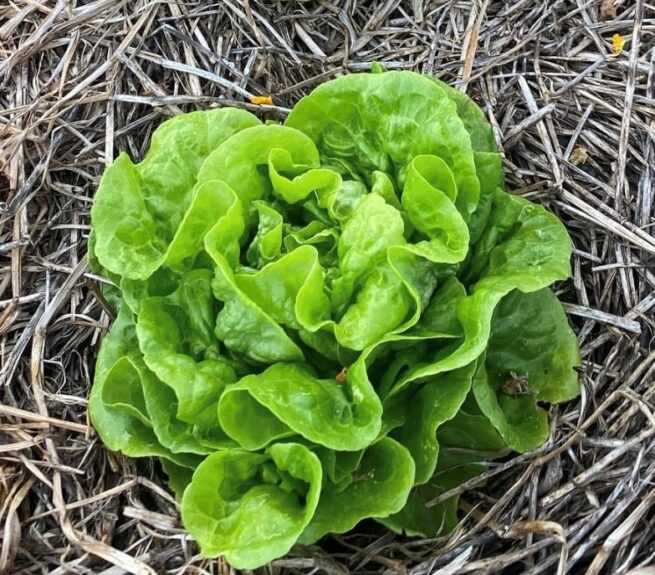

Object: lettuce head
[88,70,580,569]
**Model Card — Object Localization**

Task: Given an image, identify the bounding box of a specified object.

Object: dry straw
[1,1,654,574]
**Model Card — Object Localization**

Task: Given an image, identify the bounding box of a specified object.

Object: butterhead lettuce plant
[89,69,580,568]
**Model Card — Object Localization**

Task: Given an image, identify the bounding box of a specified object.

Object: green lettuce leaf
[89,305,200,468]
[181,443,322,569]
[473,288,581,452]
[220,362,382,451]
[299,438,415,544]
[378,449,490,537]
[91,109,260,280]
[391,361,477,484]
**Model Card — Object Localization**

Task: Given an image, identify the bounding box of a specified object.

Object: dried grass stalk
[1,1,654,573]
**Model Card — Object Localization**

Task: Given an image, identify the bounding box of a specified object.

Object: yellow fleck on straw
[612,33,626,55]
[250,95,273,105]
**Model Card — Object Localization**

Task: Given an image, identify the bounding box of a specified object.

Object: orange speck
[612,34,626,55]
[250,95,273,105]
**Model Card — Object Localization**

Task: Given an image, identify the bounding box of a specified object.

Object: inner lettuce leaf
[89,70,581,567]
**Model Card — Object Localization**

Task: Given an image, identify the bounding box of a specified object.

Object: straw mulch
[1,1,654,574]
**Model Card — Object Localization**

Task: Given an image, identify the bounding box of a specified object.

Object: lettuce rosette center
[89,70,580,569]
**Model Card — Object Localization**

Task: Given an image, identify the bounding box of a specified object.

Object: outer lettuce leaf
[180,443,322,569]
[391,361,477,485]
[438,410,506,452]
[473,288,581,452]
[486,288,580,404]
[91,109,260,280]
[378,449,491,537]
[385,189,573,399]
[383,403,506,538]
[299,437,415,544]
[161,458,195,500]
[88,305,200,468]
